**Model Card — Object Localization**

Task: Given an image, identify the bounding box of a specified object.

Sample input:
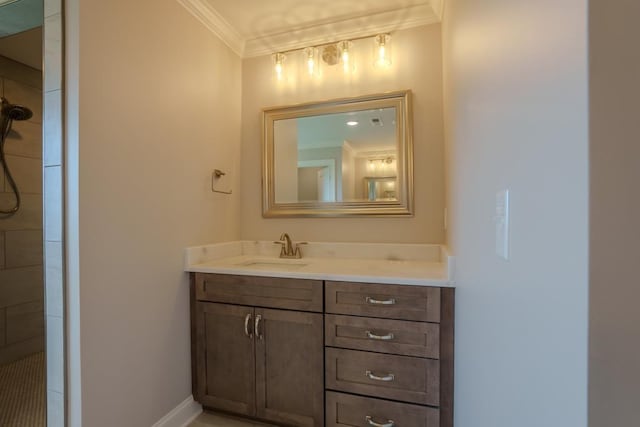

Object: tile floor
[189,411,276,427]
[0,352,45,427]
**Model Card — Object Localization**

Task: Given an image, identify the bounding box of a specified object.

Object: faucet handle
[293,242,308,258]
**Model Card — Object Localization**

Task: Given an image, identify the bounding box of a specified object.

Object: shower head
[5,105,33,121]
[1,97,33,121]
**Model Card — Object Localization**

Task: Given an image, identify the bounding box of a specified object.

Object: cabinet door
[255,308,324,426]
[195,302,256,416]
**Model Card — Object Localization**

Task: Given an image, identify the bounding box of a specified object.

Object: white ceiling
[176,0,444,57]
[0,0,42,38]
[297,107,397,153]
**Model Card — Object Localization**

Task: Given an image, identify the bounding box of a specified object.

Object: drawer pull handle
[365,416,395,427]
[255,314,263,340]
[366,296,396,305]
[365,370,395,382]
[244,313,253,338]
[366,331,395,341]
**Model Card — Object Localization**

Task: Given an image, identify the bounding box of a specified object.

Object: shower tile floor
[0,352,45,426]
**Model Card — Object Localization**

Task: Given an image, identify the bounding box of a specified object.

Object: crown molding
[177,1,443,59]
[431,0,445,21]
[176,0,245,57]
[244,3,438,58]
[343,141,356,156]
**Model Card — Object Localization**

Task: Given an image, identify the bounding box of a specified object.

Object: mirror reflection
[263,90,413,217]
[274,107,398,204]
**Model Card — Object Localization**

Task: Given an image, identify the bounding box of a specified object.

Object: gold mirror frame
[262,90,414,217]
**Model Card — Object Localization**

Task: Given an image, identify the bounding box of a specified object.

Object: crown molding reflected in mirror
[262,90,414,218]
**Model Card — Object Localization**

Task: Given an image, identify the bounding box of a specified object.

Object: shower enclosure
[0,1,46,423]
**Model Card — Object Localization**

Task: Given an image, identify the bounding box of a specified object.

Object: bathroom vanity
[186,241,455,427]
[191,273,324,426]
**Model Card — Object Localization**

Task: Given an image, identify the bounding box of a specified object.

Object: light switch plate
[495,189,510,260]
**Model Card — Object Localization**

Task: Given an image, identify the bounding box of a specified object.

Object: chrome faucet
[274,233,307,259]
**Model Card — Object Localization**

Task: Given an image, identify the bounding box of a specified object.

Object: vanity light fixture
[273,52,286,80]
[346,121,359,126]
[369,157,394,164]
[367,156,396,177]
[270,33,393,83]
[374,34,392,68]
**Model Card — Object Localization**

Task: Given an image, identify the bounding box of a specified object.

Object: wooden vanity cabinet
[324,281,454,427]
[191,273,454,427]
[192,273,324,427]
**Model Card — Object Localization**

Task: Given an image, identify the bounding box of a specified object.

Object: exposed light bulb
[307,57,315,75]
[274,53,285,80]
[378,45,386,62]
[374,34,392,68]
[304,47,316,76]
[339,41,352,73]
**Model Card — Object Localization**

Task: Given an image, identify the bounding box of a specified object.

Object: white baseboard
[151,395,202,427]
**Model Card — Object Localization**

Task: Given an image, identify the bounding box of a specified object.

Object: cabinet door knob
[255,314,263,340]
[365,296,396,305]
[365,416,395,427]
[365,330,395,341]
[244,313,253,338]
[365,370,395,382]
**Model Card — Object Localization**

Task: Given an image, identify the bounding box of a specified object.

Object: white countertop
[184,241,455,287]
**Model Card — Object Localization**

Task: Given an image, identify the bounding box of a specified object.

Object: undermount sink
[235,258,309,269]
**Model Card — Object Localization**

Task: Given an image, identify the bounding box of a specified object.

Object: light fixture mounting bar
[274,33,391,56]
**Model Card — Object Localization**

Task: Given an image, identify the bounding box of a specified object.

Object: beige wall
[588,2,640,425]
[0,56,44,365]
[66,0,242,425]
[354,157,373,199]
[341,144,355,201]
[0,28,43,71]
[240,25,445,243]
[273,119,299,203]
[443,0,589,425]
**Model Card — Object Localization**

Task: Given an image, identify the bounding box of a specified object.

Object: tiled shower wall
[0,56,44,365]
[43,0,65,424]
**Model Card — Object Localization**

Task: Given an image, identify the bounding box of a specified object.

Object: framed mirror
[262,90,413,217]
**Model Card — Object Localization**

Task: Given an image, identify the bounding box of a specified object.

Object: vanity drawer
[325,348,440,406]
[326,391,439,427]
[194,273,323,312]
[325,281,441,322]
[326,314,440,359]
